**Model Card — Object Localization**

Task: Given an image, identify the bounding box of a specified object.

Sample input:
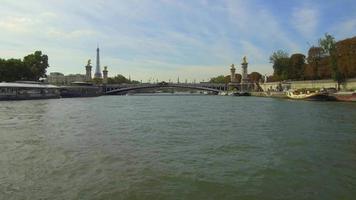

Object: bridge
[104,82,228,95]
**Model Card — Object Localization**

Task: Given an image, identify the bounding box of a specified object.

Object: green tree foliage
[92,77,102,84]
[289,53,306,80]
[319,33,344,83]
[107,74,139,84]
[209,75,229,84]
[270,34,356,82]
[269,50,290,80]
[269,51,307,81]
[23,51,49,80]
[0,51,49,82]
[0,59,24,82]
[306,46,324,79]
[269,50,289,64]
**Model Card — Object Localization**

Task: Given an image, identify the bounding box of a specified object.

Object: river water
[0,95,356,200]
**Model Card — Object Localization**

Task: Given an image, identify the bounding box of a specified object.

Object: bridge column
[241,56,249,92]
[103,66,108,84]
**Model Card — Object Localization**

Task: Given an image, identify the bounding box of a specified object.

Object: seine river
[1,95,356,200]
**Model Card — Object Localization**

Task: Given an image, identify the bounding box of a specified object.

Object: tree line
[107,74,140,84]
[0,51,49,82]
[209,72,262,84]
[269,34,356,83]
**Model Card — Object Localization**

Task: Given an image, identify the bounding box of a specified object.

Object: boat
[264,91,287,98]
[330,91,356,102]
[59,86,102,98]
[59,82,102,98]
[219,91,228,96]
[233,92,251,96]
[286,89,329,101]
[0,82,60,100]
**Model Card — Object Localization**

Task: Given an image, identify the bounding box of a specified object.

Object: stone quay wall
[260,78,356,92]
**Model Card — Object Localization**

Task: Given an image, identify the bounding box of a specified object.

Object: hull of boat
[286,92,329,101]
[233,92,251,96]
[330,92,356,102]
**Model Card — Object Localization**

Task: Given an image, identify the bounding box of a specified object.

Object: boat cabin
[0,82,60,100]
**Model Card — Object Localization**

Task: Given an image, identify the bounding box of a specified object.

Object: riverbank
[0,82,103,100]
[260,78,356,92]
[250,91,287,98]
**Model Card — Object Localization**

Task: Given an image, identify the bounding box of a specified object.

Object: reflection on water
[0,96,356,199]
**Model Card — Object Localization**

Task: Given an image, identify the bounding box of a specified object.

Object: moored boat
[330,91,356,102]
[0,82,60,100]
[219,91,228,96]
[286,89,329,101]
[59,82,102,98]
[233,92,251,96]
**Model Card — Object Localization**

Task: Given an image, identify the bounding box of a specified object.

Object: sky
[1,0,355,82]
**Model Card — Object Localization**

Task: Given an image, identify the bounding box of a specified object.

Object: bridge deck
[104,83,228,94]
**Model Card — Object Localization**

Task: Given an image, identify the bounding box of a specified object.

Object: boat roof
[70,81,94,86]
[0,82,59,88]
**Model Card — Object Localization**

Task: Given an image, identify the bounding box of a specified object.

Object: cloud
[240,41,266,62]
[332,18,356,39]
[0,16,35,33]
[47,29,99,39]
[225,1,301,53]
[0,0,354,81]
[292,7,319,38]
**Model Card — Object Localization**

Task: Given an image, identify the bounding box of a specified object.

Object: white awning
[0,82,59,89]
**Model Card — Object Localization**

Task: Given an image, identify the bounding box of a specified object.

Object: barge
[330,91,356,102]
[0,82,60,100]
[59,82,102,98]
[286,89,329,101]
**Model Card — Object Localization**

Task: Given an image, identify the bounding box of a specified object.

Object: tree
[209,75,228,84]
[248,72,262,82]
[319,33,344,84]
[269,50,289,64]
[335,36,356,78]
[290,53,306,80]
[92,77,102,84]
[306,46,324,79]
[225,74,242,83]
[107,74,138,84]
[269,50,290,80]
[23,51,49,81]
[0,58,31,82]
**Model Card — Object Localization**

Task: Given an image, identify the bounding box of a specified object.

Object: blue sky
[1,0,355,82]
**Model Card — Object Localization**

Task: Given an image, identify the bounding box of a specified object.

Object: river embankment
[260,78,356,91]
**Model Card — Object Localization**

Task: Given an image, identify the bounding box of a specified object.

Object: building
[47,72,65,85]
[47,72,86,85]
[47,47,108,85]
[65,74,87,84]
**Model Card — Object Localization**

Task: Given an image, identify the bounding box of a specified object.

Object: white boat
[0,82,60,100]
[219,91,228,96]
[286,89,329,101]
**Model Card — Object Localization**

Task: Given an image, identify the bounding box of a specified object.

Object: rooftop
[0,82,59,88]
